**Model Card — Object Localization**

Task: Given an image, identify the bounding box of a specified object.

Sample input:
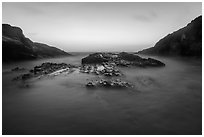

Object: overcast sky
[2,2,202,52]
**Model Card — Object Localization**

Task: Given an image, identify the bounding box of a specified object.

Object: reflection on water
[2,54,202,135]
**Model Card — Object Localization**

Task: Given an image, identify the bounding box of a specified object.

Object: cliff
[2,24,70,62]
[138,16,202,57]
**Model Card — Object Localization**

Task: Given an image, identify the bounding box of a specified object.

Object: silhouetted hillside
[138,16,202,57]
[2,24,70,62]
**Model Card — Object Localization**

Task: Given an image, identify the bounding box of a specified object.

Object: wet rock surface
[81,52,165,89]
[31,62,74,75]
[86,79,133,88]
[13,53,165,89]
[80,62,122,77]
[13,62,76,81]
[82,52,165,67]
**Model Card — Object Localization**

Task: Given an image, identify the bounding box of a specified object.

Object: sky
[2,2,202,52]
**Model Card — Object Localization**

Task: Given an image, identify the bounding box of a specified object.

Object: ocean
[2,53,202,135]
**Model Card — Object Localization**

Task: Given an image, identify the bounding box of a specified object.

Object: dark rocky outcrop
[138,16,202,57]
[81,53,109,64]
[13,62,75,81]
[3,24,71,62]
[82,52,165,67]
[31,62,73,75]
[118,52,142,61]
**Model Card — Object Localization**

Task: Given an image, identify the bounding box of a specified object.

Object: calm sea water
[2,53,202,135]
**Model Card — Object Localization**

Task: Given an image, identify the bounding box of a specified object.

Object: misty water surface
[2,53,202,135]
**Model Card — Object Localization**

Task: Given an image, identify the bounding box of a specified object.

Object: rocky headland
[138,16,202,57]
[3,24,71,62]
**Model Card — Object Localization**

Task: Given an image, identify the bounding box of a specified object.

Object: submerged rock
[145,58,165,67]
[86,82,95,87]
[86,79,133,89]
[21,73,33,80]
[11,67,26,71]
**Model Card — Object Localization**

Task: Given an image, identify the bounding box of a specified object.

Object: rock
[86,79,133,89]
[96,65,105,71]
[80,63,122,77]
[21,73,32,80]
[11,67,26,71]
[110,79,133,88]
[146,58,165,66]
[100,80,111,87]
[104,73,112,76]
[48,68,70,76]
[32,62,73,75]
[118,52,143,62]
[29,69,34,73]
[115,60,130,67]
[81,53,109,64]
[86,82,95,87]
[81,52,165,67]
[13,62,76,81]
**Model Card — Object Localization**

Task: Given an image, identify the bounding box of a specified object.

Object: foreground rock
[82,52,165,67]
[86,79,133,88]
[13,62,76,81]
